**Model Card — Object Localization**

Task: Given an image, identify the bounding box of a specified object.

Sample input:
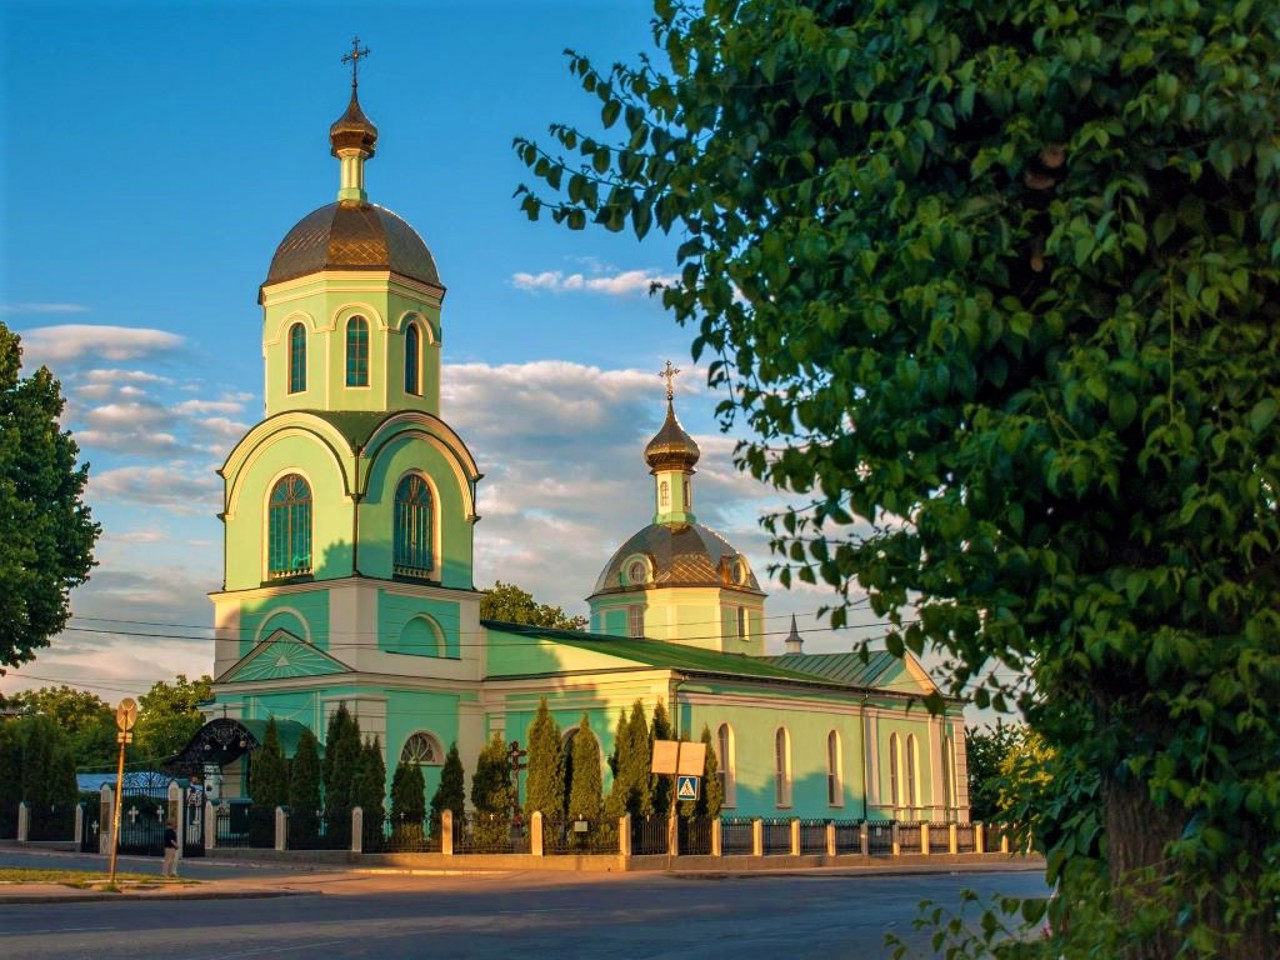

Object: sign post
[107,698,137,887]
[651,740,706,861]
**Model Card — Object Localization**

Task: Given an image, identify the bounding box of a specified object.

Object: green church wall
[238,589,332,656]
[224,431,354,591]
[244,691,319,729]
[383,688,463,809]
[361,431,474,589]
[378,590,461,658]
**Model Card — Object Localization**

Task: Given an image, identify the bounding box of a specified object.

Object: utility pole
[107,698,137,887]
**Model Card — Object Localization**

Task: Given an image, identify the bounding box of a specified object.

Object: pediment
[218,629,349,683]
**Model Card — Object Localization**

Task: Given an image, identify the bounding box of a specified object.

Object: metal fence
[799,819,827,855]
[929,822,951,855]
[455,815,530,854]
[631,815,668,856]
[28,804,75,842]
[212,804,275,849]
[955,823,976,854]
[541,817,613,855]
[867,820,894,855]
[361,815,442,854]
[721,817,753,855]
[679,816,713,856]
[118,797,167,855]
[288,811,348,851]
[897,821,922,853]
[833,819,861,854]
[761,817,791,855]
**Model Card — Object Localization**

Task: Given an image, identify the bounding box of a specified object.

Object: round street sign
[116,697,138,732]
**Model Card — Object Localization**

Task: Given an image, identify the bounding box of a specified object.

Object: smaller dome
[590,522,762,597]
[330,88,378,157]
[644,400,700,471]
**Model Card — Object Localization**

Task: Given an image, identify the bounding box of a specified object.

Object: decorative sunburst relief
[224,630,349,683]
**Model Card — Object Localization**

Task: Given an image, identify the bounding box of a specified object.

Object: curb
[0,888,305,905]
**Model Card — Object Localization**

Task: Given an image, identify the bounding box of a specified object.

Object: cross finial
[341,35,371,89]
[659,360,681,401]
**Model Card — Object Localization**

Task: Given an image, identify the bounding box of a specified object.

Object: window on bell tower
[394,474,434,577]
[288,323,306,394]
[268,474,312,578]
[346,315,369,387]
[405,322,421,396]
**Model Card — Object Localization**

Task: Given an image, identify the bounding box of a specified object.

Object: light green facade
[197,86,970,825]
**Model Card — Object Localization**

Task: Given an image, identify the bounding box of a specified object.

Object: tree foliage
[566,713,603,821]
[134,674,212,763]
[608,699,653,818]
[524,697,565,819]
[479,580,588,631]
[250,717,289,809]
[322,703,361,842]
[516,1,1280,953]
[965,720,1025,822]
[693,723,722,819]
[470,732,514,819]
[390,759,426,824]
[1,685,115,769]
[18,714,78,809]
[648,699,672,816]
[429,742,466,824]
[0,324,99,670]
[355,735,387,825]
[288,727,322,839]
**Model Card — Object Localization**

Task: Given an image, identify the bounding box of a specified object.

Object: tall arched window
[826,730,842,806]
[405,322,421,395]
[941,733,953,815]
[659,480,669,507]
[774,727,792,807]
[889,733,902,810]
[288,323,306,394]
[268,474,311,578]
[905,733,919,814]
[717,723,736,807]
[394,474,433,576]
[346,315,369,387]
[400,731,444,766]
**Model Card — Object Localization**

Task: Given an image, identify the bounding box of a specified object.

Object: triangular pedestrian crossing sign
[676,775,699,801]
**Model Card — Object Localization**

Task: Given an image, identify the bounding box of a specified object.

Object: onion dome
[590,522,763,597]
[644,399,700,472]
[330,88,378,158]
[263,202,441,288]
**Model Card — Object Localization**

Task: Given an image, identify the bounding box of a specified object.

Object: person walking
[162,820,180,878]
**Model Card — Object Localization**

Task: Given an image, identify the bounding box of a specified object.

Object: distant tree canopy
[133,674,212,763]
[479,581,587,631]
[516,1,1280,955]
[1,685,115,769]
[0,324,100,669]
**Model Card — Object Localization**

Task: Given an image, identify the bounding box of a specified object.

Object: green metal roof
[306,410,388,450]
[483,621,839,683]
[237,718,317,758]
[762,650,902,688]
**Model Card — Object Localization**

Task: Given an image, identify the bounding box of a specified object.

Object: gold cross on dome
[659,360,681,401]
[341,36,371,87]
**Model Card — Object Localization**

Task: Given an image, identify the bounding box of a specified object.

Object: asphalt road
[0,859,1048,960]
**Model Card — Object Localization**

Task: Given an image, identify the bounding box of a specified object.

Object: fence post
[975,822,985,855]
[751,818,763,857]
[530,811,544,856]
[668,813,679,857]
[351,806,363,854]
[74,803,85,847]
[711,818,722,857]
[825,821,836,857]
[859,821,869,856]
[891,822,900,857]
[98,784,113,855]
[1000,825,1010,855]
[205,801,217,851]
[168,782,184,867]
[949,823,958,855]
[275,806,288,852]
[790,818,801,856]
[920,822,930,855]
[17,802,29,843]
[441,809,454,856]
[616,813,630,858]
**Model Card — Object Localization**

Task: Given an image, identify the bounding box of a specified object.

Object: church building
[184,67,970,824]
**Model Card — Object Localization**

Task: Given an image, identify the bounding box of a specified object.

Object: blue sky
[0,0,893,702]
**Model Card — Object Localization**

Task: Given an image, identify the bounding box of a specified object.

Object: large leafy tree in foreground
[0,324,99,670]
[515,1,1280,955]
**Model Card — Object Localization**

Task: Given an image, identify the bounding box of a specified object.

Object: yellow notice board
[651,739,706,775]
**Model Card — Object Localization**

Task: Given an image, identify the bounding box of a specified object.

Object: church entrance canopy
[165,717,315,777]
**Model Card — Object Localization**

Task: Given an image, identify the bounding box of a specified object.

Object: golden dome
[644,399,700,472]
[329,88,378,157]
[590,522,762,597]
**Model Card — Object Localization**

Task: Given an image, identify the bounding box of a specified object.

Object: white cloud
[174,399,244,415]
[83,368,175,385]
[88,464,221,512]
[85,401,172,429]
[511,267,676,296]
[16,324,184,368]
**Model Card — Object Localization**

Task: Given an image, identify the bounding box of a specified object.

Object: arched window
[346,315,369,387]
[288,323,306,394]
[405,322,421,395]
[659,480,669,508]
[774,727,792,807]
[683,478,691,508]
[889,733,901,810]
[394,474,433,576]
[268,474,311,578]
[905,734,919,813]
[716,723,736,808]
[827,730,842,806]
[940,733,953,815]
[400,731,444,766]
